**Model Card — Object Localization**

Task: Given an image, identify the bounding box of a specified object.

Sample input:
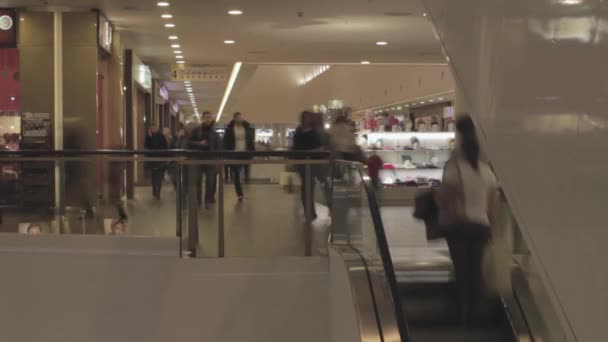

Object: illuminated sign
[0,9,16,48]
[98,13,113,54]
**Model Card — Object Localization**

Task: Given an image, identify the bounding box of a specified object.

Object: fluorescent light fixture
[171,44,180,48]
[176,55,184,59]
[560,0,582,4]
[376,41,388,46]
[164,23,175,28]
[228,9,243,15]
[216,61,242,122]
[157,2,170,7]
[405,104,410,107]
[420,101,426,104]
[176,61,185,64]
[430,99,435,102]
[173,50,182,54]
[169,35,178,40]
[161,14,173,19]
[224,39,236,44]
[438,97,444,100]
[361,61,370,64]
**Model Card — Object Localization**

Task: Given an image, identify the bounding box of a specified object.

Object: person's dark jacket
[145,131,168,169]
[189,123,219,151]
[292,127,323,152]
[223,120,255,152]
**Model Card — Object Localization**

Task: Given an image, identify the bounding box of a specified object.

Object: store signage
[98,13,113,54]
[159,85,169,102]
[170,65,228,82]
[137,65,152,90]
[0,9,17,48]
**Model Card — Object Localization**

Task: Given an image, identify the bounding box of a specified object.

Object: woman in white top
[438,114,499,326]
[223,112,255,201]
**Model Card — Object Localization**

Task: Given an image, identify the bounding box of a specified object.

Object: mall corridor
[0,0,602,341]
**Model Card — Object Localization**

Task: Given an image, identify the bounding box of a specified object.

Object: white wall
[0,235,330,342]
[423,1,608,341]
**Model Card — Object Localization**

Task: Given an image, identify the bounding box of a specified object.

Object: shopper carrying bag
[435,114,501,327]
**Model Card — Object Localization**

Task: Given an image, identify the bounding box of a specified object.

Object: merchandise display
[360,131,455,188]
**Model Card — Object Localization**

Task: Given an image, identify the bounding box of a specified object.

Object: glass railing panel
[330,160,409,342]
[181,157,331,258]
[0,154,181,238]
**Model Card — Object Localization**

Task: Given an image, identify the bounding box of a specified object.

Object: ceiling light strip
[216,61,243,122]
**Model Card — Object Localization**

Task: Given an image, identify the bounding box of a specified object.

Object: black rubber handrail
[0,149,330,159]
[337,160,411,342]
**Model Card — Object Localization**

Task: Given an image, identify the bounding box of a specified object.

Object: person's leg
[244,164,250,183]
[196,166,203,206]
[209,167,217,203]
[467,225,490,324]
[204,166,214,207]
[298,168,317,221]
[446,231,471,325]
[151,168,162,198]
[232,165,243,198]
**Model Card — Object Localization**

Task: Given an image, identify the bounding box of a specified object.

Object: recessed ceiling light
[157,1,170,7]
[164,23,175,28]
[422,12,427,17]
[228,9,243,15]
[420,101,425,104]
[438,97,444,100]
[169,35,178,40]
[171,44,180,48]
[176,55,184,59]
[361,61,370,64]
[376,41,388,46]
[173,50,182,54]
[224,40,236,44]
[405,104,410,107]
[161,14,173,19]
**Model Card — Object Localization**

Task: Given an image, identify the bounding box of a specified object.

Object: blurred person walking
[292,111,328,221]
[436,114,499,327]
[145,125,169,200]
[189,112,220,208]
[223,112,255,201]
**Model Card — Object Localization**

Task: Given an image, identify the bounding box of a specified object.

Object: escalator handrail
[336,160,410,342]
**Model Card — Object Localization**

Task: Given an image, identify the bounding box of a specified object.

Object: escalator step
[409,329,510,342]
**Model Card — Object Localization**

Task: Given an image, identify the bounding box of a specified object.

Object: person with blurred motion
[223,112,255,201]
[436,114,499,327]
[145,125,169,200]
[329,115,364,162]
[168,124,187,190]
[189,112,219,208]
[292,111,328,221]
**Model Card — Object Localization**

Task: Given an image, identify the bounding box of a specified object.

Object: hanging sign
[171,65,228,82]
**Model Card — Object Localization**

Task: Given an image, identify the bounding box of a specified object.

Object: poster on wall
[21,112,51,148]
[22,113,50,138]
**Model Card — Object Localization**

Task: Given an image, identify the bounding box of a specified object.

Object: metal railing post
[218,163,225,258]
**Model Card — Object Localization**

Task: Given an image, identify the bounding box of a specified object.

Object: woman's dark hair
[456,115,480,171]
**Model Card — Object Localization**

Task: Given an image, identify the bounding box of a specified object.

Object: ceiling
[10,0,445,116]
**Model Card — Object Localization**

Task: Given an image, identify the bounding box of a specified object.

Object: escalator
[330,161,534,342]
